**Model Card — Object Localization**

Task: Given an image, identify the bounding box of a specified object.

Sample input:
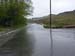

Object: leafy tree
[0,0,32,28]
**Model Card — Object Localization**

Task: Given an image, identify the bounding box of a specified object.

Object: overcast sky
[52,0,75,14]
[30,0,50,18]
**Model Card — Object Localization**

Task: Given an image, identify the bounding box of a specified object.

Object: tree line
[0,0,32,28]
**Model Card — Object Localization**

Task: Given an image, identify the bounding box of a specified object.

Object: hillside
[39,10,75,28]
[52,10,75,28]
[31,14,50,28]
[31,10,75,28]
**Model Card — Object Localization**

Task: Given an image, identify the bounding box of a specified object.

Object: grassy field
[34,10,75,28]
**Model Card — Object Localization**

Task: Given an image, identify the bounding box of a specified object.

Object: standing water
[1,23,75,56]
[0,23,50,56]
[27,23,50,56]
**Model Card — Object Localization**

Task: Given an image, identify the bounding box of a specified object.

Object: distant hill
[52,10,75,28]
[31,14,50,28]
[31,10,75,28]
[32,14,50,23]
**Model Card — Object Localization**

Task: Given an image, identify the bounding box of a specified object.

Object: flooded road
[0,23,75,56]
[52,29,75,56]
[27,24,50,56]
[0,23,50,56]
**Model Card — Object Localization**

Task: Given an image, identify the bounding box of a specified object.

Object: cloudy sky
[52,0,75,14]
[30,0,50,18]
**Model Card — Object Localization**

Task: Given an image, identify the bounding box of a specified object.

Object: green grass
[0,27,7,31]
[42,10,75,28]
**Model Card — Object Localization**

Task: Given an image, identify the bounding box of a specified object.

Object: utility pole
[50,0,53,56]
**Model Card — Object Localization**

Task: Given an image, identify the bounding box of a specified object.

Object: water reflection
[52,29,75,56]
[0,23,50,56]
[0,28,34,56]
[27,24,50,56]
